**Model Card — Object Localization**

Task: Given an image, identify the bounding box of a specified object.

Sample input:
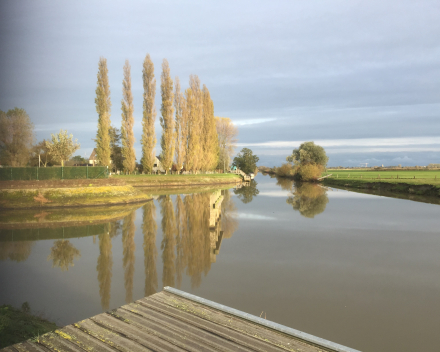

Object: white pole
[39,154,41,167]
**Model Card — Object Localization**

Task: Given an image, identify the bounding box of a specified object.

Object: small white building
[89,149,112,166]
[89,149,98,166]
[153,156,165,173]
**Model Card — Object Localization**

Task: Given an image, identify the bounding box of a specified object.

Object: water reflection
[0,241,34,262]
[287,183,329,218]
[96,231,113,310]
[142,201,158,296]
[47,240,81,271]
[271,176,329,218]
[0,189,238,311]
[160,196,177,288]
[234,180,259,203]
[220,189,238,240]
[122,212,136,303]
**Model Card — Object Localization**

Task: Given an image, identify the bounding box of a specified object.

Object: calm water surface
[1,174,439,351]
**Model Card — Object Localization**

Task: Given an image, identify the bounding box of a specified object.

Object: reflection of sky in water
[232,213,277,220]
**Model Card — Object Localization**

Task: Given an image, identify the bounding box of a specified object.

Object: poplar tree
[141,54,156,173]
[121,60,136,173]
[174,77,186,171]
[201,85,219,170]
[186,75,202,171]
[216,117,238,171]
[95,57,112,167]
[159,59,175,174]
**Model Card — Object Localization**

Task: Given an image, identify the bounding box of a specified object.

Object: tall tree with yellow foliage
[159,59,175,174]
[95,57,112,167]
[121,60,136,173]
[174,77,187,171]
[186,75,202,171]
[201,85,219,170]
[141,54,156,173]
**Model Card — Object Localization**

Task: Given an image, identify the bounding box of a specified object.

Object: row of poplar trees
[95,55,219,174]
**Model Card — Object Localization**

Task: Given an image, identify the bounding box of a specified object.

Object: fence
[0,166,109,181]
[329,174,438,180]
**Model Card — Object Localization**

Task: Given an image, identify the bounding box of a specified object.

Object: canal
[1,173,439,351]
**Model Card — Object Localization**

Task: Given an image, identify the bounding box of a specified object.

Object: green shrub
[297,163,324,181]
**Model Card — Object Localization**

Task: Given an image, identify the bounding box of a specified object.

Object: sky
[0,0,439,167]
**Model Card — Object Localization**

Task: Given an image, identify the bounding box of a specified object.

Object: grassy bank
[0,304,58,349]
[113,173,242,187]
[325,169,440,182]
[0,185,151,209]
[323,177,440,198]
[323,169,440,196]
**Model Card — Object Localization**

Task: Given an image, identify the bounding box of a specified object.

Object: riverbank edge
[0,185,152,210]
[115,174,242,187]
[322,178,440,197]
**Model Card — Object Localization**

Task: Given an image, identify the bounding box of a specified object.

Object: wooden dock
[2,287,360,352]
[231,169,251,182]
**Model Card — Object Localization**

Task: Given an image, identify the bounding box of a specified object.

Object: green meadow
[325,169,440,185]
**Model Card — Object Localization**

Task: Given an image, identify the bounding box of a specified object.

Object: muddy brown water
[1,174,439,351]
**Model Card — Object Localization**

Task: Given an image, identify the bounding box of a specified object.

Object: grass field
[325,169,440,185]
[322,169,440,197]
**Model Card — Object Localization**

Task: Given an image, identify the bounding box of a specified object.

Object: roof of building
[89,149,97,160]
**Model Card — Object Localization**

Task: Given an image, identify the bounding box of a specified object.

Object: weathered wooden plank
[148,292,322,352]
[113,306,251,352]
[73,318,150,352]
[55,325,116,352]
[1,347,19,352]
[137,295,305,352]
[12,341,51,352]
[37,332,84,352]
[90,313,187,352]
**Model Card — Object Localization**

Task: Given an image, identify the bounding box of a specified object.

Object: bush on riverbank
[270,142,328,182]
[271,162,324,181]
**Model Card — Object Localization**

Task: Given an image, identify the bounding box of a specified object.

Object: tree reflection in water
[122,211,136,303]
[234,180,259,204]
[183,193,212,288]
[47,240,81,271]
[159,196,177,288]
[220,189,238,239]
[287,182,329,218]
[96,227,113,310]
[0,188,239,307]
[274,176,294,191]
[143,201,158,296]
[0,241,35,262]
[175,195,186,289]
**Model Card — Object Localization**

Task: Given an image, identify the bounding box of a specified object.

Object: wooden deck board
[56,325,117,352]
[116,304,254,352]
[12,341,50,352]
[2,289,358,352]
